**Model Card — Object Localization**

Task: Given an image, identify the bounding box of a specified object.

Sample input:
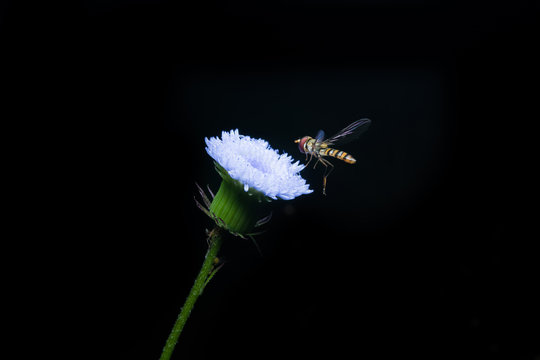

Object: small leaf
[248,235,263,256]
[195,182,212,208]
[206,184,215,199]
[194,197,212,218]
[255,212,273,228]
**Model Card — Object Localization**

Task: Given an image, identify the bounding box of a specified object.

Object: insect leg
[305,152,314,168]
[321,158,334,195]
[313,154,322,169]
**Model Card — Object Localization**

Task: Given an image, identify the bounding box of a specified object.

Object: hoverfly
[294,118,371,195]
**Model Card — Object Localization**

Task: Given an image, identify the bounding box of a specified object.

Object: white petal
[205,130,313,200]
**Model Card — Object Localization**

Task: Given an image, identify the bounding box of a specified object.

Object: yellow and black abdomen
[319,147,356,164]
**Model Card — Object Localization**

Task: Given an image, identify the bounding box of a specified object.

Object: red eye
[298,137,308,154]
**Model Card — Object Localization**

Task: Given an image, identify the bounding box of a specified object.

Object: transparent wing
[324,118,371,146]
[315,130,325,141]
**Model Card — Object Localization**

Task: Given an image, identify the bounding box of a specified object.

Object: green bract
[209,165,267,235]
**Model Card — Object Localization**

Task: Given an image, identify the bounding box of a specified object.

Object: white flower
[205,129,313,200]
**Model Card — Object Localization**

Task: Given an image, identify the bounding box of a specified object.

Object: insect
[294,118,371,195]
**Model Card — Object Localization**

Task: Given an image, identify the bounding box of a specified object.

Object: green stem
[159,227,224,360]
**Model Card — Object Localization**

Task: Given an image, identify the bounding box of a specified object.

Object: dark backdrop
[3,1,538,359]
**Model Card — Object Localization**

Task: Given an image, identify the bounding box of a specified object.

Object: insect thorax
[308,139,326,152]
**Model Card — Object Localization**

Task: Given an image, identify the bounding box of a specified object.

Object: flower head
[205,129,312,200]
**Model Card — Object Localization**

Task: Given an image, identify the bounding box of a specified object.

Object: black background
[3,1,539,359]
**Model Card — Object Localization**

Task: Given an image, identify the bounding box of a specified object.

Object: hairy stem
[159,227,224,360]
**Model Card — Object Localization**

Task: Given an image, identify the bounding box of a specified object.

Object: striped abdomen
[319,147,356,164]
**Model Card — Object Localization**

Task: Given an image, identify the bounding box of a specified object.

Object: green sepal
[209,163,270,235]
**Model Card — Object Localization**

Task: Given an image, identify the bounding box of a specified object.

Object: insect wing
[324,118,371,146]
[315,129,325,141]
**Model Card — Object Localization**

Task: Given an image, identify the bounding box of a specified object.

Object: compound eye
[298,137,308,154]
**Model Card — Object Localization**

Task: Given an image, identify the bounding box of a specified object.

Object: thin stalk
[159,227,224,360]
